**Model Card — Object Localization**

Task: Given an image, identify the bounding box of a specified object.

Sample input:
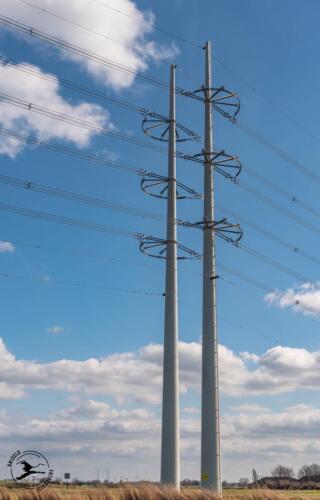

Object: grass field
[1,485,320,499]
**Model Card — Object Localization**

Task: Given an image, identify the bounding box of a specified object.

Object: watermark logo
[8,450,53,490]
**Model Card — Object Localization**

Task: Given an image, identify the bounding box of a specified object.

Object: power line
[3,11,319,192]
[0,271,162,296]
[243,163,320,220]
[218,203,320,267]
[6,248,319,331]
[0,92,168,156]
[0,236,277,292]
[0,173,165,222]
[214,56,320,154]
[0,128,202,201]
[9,122,315,237]
[1,251,316,331]
[25,0,310,139]
[0,255,287,339]
[4,60,318,216]
[0,15,186,93]
[3,238,163,271]
[0,201,139,238]
[4,234,317,325]
[3,89,319,227]
[89,0,203,50]
[0,127,144,175]
[1,2,199,90]
[0,55,145,114]
[237,120,320,185]
[0,81,313,286]
[2,133,319,280]
[25,0,320,157]
[1,8,318,341]
[14,0,172,65]
[218,262,320,326]
[237,180,320,238]
[217,261,272,293]
[0,93,203,162]
[18,0,320,182]
[86,0,320,157]
[0,56,202,143]
[1,198,311,285]
[5,170,313,283]
[0,167,315,285]
[239,243,313,283]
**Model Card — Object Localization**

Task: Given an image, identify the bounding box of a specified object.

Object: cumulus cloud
[1,0,178,89]
[191,404,320,480]
[2,399,320,480]
[0,399,161,471]
[265,282,320,316]
[0,61,110,157]
[229,404,271,413]
[2,338,320,402]
[46,325,68,334]
[0,241,15,253]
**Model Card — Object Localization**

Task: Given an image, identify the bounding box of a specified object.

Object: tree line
[252,463,320,481]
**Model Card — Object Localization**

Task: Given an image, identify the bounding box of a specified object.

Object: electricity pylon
[139,50,242,492]
[161,64,180,488]
[201,40,222,494]
[180,42,242,494]
[138,64,201,488]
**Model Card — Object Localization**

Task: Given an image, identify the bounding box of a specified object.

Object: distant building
[254,476,320,490]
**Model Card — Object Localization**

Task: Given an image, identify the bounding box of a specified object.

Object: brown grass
[0,485,317,499]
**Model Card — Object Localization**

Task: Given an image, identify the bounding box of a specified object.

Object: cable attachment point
[139,171,203,200]
[181,86,240,123]
[179,218,243,245]
[141,111,201,143]
[137,235,201,260]
[181,150,242,180]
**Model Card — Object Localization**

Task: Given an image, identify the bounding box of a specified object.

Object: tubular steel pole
[160,64,180,489]
[201,41,222,494]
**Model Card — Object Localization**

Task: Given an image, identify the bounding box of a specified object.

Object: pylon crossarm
[140,171,203,200]
[180,150,242,180]
[138,234,201,260]
[178,218,243,245]
[142,111,202,143]
[181,86,240,123]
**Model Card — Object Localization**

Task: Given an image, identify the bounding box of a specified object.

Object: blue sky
[1,0,320,484]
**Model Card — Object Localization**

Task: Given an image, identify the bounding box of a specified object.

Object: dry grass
[0,485,318,499]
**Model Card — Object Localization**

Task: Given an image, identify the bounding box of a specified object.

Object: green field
[1,485,320,499]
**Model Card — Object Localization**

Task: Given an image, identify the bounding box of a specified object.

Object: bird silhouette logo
[16,459,46,481]
[8,450,53,489]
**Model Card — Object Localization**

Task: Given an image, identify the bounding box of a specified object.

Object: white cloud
[46,325,68,334]
[0,61,110,157]
[1,0,178,90]
[2,399,320,481]
[182,407,199,415]
[2,338,320,402]
[265,282,320,316]
[0,241,15,253]
[229,404,270,414]
[0,399,161,471]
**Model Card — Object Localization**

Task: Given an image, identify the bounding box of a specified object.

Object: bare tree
[298,463,320,478]
[252,468,259,484]
[271,465,294,478]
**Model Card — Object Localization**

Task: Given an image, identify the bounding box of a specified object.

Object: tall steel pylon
[160,63,179,487]
[201,40,221,494]
[138,64,201,488]
[139,52,242,491]
[180,42,242,494]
